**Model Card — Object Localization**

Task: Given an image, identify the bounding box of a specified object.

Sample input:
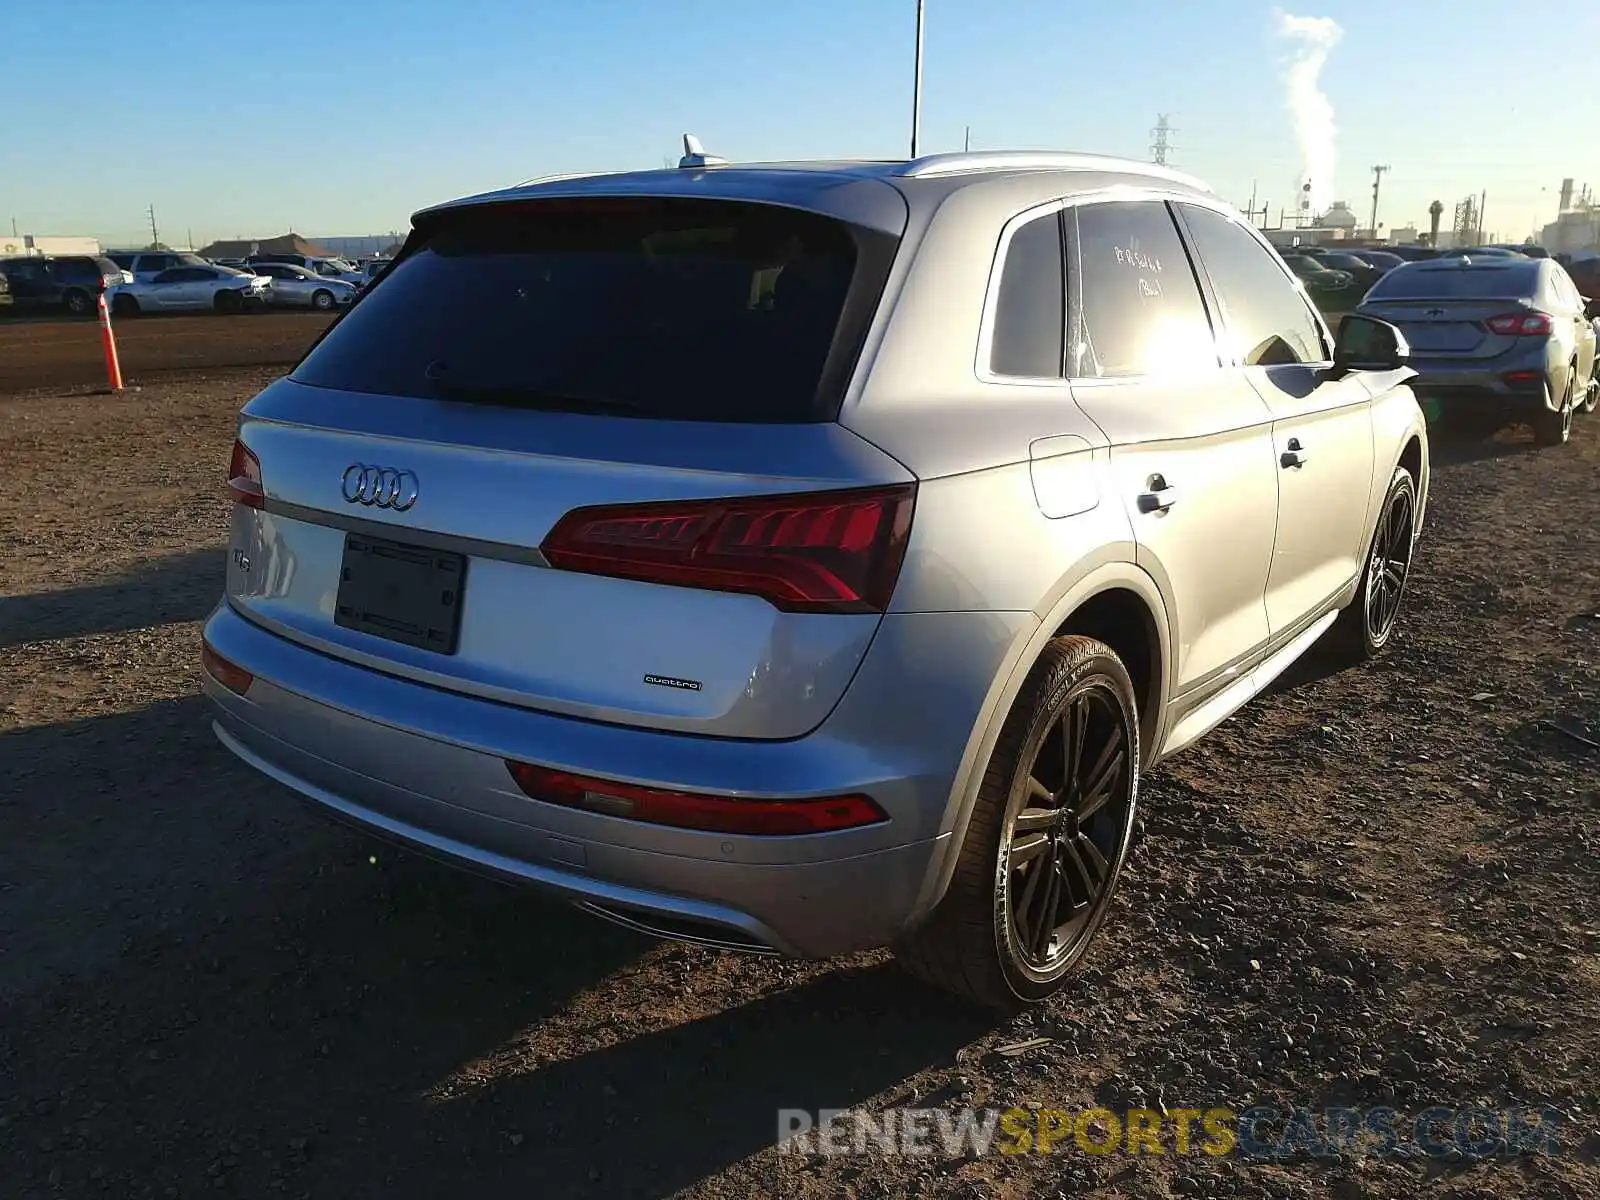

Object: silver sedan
[108,265,271,315]
[249,263,358,311]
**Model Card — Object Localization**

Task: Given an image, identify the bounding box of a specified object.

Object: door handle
[1137,475,1178,514]
[1280,437,1309,469]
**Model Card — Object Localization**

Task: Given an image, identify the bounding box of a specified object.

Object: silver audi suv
[203,146,1429,1007]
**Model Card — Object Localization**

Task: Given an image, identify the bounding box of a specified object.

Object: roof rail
[512,171,610,188]
[896,151,1212,192]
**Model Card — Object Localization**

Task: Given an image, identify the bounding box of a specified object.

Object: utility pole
[147,204,160,250]
[1246,180,1260,226]
[1479,189,1487,242]
[963,124,971,152]
[1150,114,1174,165]
[909,0,925,159]
[1369,165,1390,239]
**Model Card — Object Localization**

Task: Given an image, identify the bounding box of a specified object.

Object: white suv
[203,148,1428,1008]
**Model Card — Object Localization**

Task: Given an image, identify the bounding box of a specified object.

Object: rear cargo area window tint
[292,197,897,423]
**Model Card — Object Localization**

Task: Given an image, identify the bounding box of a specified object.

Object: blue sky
[2,0,1594,246]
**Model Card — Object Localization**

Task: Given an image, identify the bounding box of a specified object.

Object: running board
[1158,610,1339,759]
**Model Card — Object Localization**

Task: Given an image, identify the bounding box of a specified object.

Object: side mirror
[1333,314,1410,374]
[1584,298,1600,321]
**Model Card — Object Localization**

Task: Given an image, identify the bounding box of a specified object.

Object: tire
[1532,373,1574,446]
[110,294,140,318]
[63,289,93,317]
[1327,466,1418,663]
[894,635,1141,1010]
[311,289,335,311]
[214,289,244,314]
[1579,373,1598,416]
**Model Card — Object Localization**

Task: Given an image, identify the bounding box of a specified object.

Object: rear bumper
[201,601,1032,956]
[1405,349,1556,410]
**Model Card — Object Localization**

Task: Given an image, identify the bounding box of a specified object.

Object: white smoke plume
[1272,9,1342,219]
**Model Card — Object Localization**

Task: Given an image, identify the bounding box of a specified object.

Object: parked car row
[0,254,127,316]
[106,261,362,315]
[0,249,368,318]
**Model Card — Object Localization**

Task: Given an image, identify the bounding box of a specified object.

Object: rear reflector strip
[504,761,888,836]
[201,641,254,695]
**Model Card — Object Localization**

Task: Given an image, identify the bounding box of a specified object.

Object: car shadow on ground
[0,695,990,1197]
[0,546,224,648]
[1425,423,1548,467]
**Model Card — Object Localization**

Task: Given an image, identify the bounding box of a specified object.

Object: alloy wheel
[1364,484,1415,644]
[1000,681,1135,979]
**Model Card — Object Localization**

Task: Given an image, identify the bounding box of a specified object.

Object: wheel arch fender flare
[902,559,1173,929]
[1377,385,1429,536]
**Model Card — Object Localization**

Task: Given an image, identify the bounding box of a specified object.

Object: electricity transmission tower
[1452,195,1479,246]
[1150,114,1175,165]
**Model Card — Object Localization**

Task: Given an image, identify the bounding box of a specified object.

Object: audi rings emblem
[341,464,420,511]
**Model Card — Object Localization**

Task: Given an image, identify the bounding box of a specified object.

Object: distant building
[197,232,337,260]
[1388,225,1419,245]
[1263,226,1352,249]
[1540,209,1600,255]
[311,234,402,259]
[0,234,102,257]
[1319,201,1359,232]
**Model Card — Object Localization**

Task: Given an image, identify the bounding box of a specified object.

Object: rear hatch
[227,188,913,740]
[1359,260,1543,358]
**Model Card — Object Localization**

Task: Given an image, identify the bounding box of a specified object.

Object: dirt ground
[0,311,331,395]
[1,360,1596,1199]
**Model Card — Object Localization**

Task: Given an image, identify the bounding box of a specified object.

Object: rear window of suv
[49,257,122,283]
[291,197,899,422]
[1367,262,1537,300]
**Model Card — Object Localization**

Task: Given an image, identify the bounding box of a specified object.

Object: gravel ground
[0,311,331,395]
[0,367,1596,1199]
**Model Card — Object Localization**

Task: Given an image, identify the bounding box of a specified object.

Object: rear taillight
[1485,313,1552,336]
[226,439,264,508]
[504,761,888,836]
[201,641,253,695]
[540,484,916,614]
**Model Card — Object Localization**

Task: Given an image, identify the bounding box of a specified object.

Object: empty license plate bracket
[334,534,466,654]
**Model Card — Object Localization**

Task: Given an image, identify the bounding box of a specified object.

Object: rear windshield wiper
[429,382,648,415]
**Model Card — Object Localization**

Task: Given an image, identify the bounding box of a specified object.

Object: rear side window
[988,211,1064,378]
[1549,267,1581,311]
[1178,204,1326,366]
[293,198,899,422]
[108,253,134,269]
[49,257,106,283]
[1366,263,1538,300]
[1070,201,1217,378]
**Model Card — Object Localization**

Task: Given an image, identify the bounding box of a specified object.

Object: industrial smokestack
[1558,178,1574,212]
[1273,9,1343,219]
